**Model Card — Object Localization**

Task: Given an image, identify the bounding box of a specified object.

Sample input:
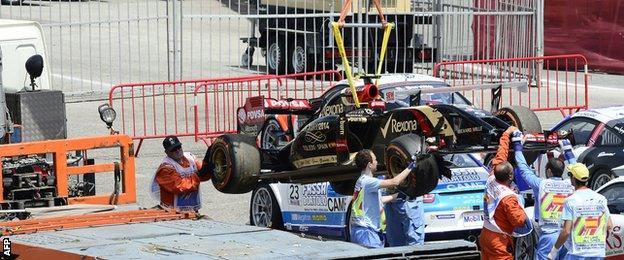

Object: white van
[0,19,50,93]
[0,19,51,138]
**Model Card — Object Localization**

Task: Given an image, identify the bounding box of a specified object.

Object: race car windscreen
[380,83,471,109]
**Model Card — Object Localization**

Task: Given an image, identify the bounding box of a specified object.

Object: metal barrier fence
[109,70,341,154]
[433,54,589,116]
[193,70,342,145]
[1,0,540,95]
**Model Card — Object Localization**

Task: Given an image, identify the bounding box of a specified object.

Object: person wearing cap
[511,130,574,260]
[547,163,613,260]
[150,136,212,211]
[349,149,417,248]
[480,126,530,260]
[383,193,425,246]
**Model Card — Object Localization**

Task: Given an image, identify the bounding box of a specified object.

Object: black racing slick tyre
[495,106,543,164]
[209,134,260,194]
[384,134,447,199]
[249,184,283,229]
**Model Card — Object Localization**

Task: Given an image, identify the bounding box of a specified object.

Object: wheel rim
[292,45,306,73]
[268,43,281,71]
[593,173,612,190]
[211,145,230,189]
[252,187,273,227]
[261,120,288,150]
[514,235,533,260]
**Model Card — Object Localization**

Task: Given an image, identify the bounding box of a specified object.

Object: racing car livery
[206,74,547,198]
[535,106,624,190]
[249,153,488,242]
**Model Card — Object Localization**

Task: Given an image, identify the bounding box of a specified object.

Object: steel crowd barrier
[433,54,589,117]
[109,71,342,152]
[108,75,276,155]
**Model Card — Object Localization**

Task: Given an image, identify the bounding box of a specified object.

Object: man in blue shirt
[548,163,613,259]
[349,149,416,248]
[512,131,574,259]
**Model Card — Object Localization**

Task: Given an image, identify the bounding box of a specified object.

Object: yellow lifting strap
[331,0,395,108]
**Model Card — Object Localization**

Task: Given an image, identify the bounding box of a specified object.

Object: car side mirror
[25,54,44,91]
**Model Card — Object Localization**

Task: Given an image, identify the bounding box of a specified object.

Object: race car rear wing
[238,96,315,125]
[410,81,528,113]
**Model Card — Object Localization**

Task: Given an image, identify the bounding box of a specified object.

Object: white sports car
[249,153,488,242]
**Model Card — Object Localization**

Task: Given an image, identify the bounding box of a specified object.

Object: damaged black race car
[204,74,552,198]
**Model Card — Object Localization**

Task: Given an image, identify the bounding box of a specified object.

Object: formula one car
[206,74,551,197]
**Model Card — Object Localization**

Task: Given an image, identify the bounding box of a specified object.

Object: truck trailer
[242,0,436,75]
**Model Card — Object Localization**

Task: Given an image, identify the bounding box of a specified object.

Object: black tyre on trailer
[209,134,261,194]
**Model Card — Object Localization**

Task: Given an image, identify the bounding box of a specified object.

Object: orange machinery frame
[0,134,136,205]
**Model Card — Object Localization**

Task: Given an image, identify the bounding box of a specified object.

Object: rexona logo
[380,114,418,138]
[320,104,344,116]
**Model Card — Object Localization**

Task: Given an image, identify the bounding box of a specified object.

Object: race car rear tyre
[250,184,283,229]
[495,106,542,164]
[384,134,442,199]
[260,118,290,150]
[590,169,614,190]
[209,134,260,194]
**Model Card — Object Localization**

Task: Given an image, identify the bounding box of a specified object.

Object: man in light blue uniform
[512,131,574,260]
[349,149,416,248]
[384,194,425,246]
[548,163,613,260]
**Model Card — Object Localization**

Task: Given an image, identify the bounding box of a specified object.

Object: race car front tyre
[209,134,260,194]
[495,106,542,164]
[384,134,441,199]
[250,184,284,229]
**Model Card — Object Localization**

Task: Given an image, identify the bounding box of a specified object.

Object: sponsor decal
[306,122,331,131]
[304,131,327,143]
[264,99,310,109]
[607,226,623,256]
[385,91,395,101]
[320,104,344,116]
[293,155,338,168]
[302,142,337,152]
[598,152,615,158]
[237,108,246,124]
[245,108,265,122]
[456,126,483,134]
[436,214,456,220]
[380,114,418,138]
[614,125,624,135]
